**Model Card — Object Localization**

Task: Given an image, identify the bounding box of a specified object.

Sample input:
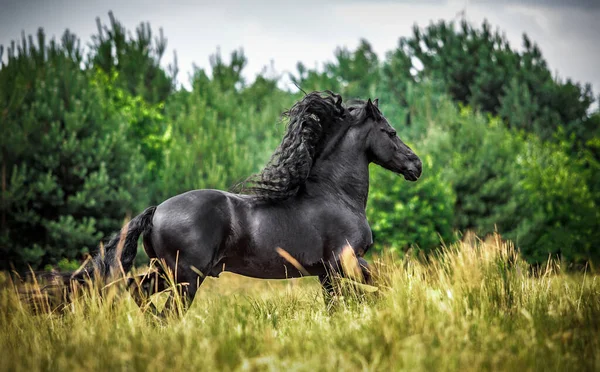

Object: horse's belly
[213,241,327,279]
[214,257,311,279]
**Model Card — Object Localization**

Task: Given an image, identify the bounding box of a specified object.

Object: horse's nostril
[414,159,423,177]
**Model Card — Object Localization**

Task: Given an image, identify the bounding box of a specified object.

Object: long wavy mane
[241,91,349,201]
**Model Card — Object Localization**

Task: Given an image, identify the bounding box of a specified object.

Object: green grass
[1,234,599,371]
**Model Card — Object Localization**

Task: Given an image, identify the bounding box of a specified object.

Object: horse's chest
[320,213,372,256]
[344,224,372,254]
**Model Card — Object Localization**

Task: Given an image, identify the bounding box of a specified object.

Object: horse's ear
[373,98,379,108]
[335,94,344,116]
[366,98,377,118]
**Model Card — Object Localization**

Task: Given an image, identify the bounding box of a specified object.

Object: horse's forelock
[346,99,383,122]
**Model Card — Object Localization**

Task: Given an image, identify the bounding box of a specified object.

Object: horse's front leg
[318,256,354,311]
[357,257,373,285]
[318,256,376,311]
[318,272,339,312]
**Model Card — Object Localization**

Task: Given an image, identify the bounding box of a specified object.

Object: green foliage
[424,107,522,234]
[327,39,381,98]
[393,20,596,147]
[155,50,295,200]
[1,14,598,269]
[91,69,169,188]
[368,155,456,253]
[0,29,145,270]
[512,136,599,264]
[423,105,599,264]
[292,39,380,99]
[89,11,177,105]
[292,61,340,93]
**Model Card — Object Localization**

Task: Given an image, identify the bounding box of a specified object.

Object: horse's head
[350,98,421,181]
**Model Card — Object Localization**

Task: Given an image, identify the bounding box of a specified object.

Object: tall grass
[1,234,598,371]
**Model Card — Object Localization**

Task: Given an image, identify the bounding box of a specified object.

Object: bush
[422,105,599,264]
[367,154,456,254]
[511,136,599,264]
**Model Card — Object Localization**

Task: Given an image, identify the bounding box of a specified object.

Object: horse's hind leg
[126,234,165,314]
[159,267,204,318]
[127,269,169,315]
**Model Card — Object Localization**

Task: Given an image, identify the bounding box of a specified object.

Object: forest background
[1,12,599,271]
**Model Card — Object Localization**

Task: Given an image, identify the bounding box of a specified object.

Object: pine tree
[90,11,177,105]
[0,29,145,270]
[390,19,597,147]
[89,12,175,197]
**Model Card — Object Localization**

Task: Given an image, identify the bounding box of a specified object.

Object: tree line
[1,12,598,271]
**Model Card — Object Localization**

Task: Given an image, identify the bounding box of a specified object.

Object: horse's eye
[388,131,397,138]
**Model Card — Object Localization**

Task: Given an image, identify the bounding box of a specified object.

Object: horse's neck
[303,149,370,212]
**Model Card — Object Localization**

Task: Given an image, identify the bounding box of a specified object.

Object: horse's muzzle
[404,157,422,181]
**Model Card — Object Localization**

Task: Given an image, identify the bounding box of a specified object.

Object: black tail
[76,206,157,281]
[16,207,157,309]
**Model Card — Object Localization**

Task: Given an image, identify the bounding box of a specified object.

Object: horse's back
[148,189,243,274]
[153,189,234,231]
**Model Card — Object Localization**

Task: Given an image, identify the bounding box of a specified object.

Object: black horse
[83,91,421,314]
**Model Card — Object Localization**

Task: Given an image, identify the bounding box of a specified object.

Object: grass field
[1,234,599,371]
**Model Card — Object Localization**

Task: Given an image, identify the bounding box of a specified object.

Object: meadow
[2,234,598,371]
[3,12,600,372]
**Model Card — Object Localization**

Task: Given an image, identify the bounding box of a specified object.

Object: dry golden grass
[1,234,599,371]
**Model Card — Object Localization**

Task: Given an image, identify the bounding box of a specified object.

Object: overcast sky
[1,0,599,98]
